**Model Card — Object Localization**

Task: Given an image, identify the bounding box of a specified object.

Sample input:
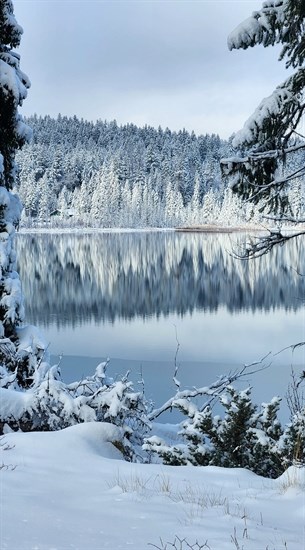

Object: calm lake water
[16,230,305,421]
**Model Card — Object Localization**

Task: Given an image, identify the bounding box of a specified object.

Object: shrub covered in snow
[0,352,150,459]
[144,385,305,477]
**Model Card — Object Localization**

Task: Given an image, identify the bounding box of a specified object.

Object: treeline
[16,115,304,227]
[14,115,252,227]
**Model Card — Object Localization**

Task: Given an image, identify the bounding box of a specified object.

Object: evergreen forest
[16,115,304,228]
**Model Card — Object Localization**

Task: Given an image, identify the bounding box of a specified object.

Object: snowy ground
[1,423,304,550]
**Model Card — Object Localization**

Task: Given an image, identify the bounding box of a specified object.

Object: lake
[16,230,305,421]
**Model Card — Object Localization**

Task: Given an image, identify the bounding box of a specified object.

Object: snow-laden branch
[221,152,305,210]
[234,91,302,150]
[222,151,302,180]
[148,355,271,421]
[254,165,305,191]
[251,142,305,158]
[228,1,286,52]
[221,143,305,171]
[242,167,305,206]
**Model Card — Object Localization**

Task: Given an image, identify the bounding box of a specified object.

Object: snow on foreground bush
[1,422,304,550]
[144,385,305,478]
[1,328,304,476]
[0,326,149,459]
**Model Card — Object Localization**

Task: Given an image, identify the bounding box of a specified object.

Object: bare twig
[291,128,305,140]
[148,354,271,421]
[0,462,17,471]
[230,527,242,550]
[232,230,305,260]
[0,436,16,471]
[173,325,181,390]
[286,367,305,418]
[148,535,211,549]
[0,436,15,451]
[137,365,145,396]
[274,342,305,356]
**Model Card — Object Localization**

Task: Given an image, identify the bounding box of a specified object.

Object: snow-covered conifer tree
[221,0,305,255]
[0,0,36,386]
[202,189,220,223]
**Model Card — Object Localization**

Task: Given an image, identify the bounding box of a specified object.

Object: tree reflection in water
[16,231,305,328]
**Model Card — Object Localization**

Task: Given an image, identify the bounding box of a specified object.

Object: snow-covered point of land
[1,422,304,550]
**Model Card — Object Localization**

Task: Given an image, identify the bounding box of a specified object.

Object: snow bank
[1,426,304,550]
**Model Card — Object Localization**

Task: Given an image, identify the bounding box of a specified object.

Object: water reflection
[16,231,305,328]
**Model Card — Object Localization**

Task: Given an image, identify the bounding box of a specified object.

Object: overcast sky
[14,0,288,138]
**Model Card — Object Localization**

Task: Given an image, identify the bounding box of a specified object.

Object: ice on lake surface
[16,230,305,421]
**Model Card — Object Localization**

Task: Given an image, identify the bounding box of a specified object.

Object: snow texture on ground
[1,422,304,550]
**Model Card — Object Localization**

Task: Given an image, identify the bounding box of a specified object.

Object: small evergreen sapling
[144,386,289,478]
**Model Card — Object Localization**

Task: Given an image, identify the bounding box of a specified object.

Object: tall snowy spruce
[0,4,150,443]
[0,0,38,387]
[221,0,305,256]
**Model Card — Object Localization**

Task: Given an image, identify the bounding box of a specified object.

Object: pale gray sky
[14,0,288,138]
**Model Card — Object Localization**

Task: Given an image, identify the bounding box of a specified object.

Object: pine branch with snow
[222,0,305,255]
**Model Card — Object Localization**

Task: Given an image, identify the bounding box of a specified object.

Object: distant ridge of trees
[15,114,274,228]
